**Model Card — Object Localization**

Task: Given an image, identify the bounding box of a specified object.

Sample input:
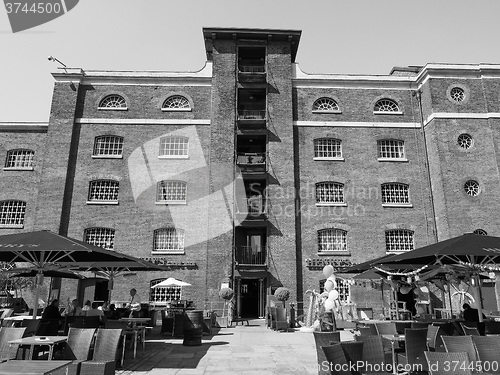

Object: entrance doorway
[237,278,266,318]
[78,278,109,305]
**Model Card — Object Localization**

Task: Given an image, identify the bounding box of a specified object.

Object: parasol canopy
[151,277,191,288]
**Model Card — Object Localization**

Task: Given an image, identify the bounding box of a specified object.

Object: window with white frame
[385,229,414,252]
[159,136,189,158]
[84,227,115,250]
[377,139,405,160]
[153,228,185,253]
[318,228,347,252]
[381,183,410,205]
[316,182,344,205]
[374,98,400,113]
[93,136,124,157]
[150,279,182,304]
[156,181,187,203]
[98,95,127,109]
[313,97,339,112]
[88,180,119,203]
[162,95,190,111]
[5,149,35,169]
[314,138,342,159]
[320,277,349,303]
[0,200,26,228]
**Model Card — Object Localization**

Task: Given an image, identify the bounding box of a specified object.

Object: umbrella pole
[472,274,484,323]
[33,277,41,319]
[446,281,453,318]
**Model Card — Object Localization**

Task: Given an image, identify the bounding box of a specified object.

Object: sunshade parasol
[151,277,191,288]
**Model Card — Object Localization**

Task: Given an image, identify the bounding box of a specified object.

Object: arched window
[385,229,414,252]
[159,136,189,158]
[93,135,124,157]
[0,200,26,228]
[381,183,410,205]
[156,181,187,203]
[98,95,127,109]
[318,229,347,252]
[162,95,191,111]
[315,182,344,204]
[374,98,400,113]
[5,149,35,169]
[84,227,115,250]
[473,229,487,236]
[153,228,185,253]
[313,138,342,159]
[88,180,119,203]
[312,97,339,112]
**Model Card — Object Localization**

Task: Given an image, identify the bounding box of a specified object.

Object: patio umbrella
[7,266,84,279]
[0,230,165,317]
[373,233,500,322]
[151,277,191,288]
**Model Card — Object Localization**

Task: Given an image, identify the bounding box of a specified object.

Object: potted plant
[217,287,234,328]
[274,287,291,307]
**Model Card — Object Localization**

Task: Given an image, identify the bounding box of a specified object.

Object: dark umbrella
[7,267,84,279]
[372,233,500,322]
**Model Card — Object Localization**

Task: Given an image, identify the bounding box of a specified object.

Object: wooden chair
[0,327,26,360]
[321,343,351,375]
[426,324,445,352]
[79,328,122,375]
[397,328,428,372]
[59,328,96,375]
[441,335,477,363]
[313,331,341,375]
[425,351,472,375]
[471,336,500,374]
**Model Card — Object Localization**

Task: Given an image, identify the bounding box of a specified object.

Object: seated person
[86,302,105,323]
[105,304,121,320]
[65,299,84,316]
[82,300,91,312]
[41,299,63,321]
[462,303,486,335]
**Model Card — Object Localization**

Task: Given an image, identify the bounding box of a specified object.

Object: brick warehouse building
[1,27,500,317]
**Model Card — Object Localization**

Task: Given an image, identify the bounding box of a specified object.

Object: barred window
[385,230,414,252]
[156,181,187,203]
[320,277,349,303]
[84,227,115,250]
[378,139,405,159]
[316,182,344,204]
[93,136,124,157]
[98,95,127,109]
[450,87,465,102]
[159,137,189,157]
[318,229,347,252]
[381,183,410,205]
[162,95,190,110]
[150,279,182,304]
[313,98,339,112]
[473,229,487,236]
[314,138,342,159]
[88,180,119,202]
[0,200,26,227]
[464,180,480,197]
[374,99,400,112]
[457,134,473,149]
[5,149,35,169]
[153,228,185,253]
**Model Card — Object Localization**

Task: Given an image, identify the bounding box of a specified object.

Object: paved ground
[117,319,354,375]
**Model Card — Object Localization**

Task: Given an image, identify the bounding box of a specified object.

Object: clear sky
[1,0,500,122]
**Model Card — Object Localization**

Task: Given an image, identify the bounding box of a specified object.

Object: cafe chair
[375,322,398,336]
[20,319,41,337]
[321,343,351,375]
[105,320,145,366]
[426,324,445,352]
[313,331,341,375]
[57,327,96,375]
[357,326,375,336]
[411,322,430,329]
[397,328,429,372]
[441,336,478,363]
[396,322,412,334]
[79,328,122,375]
[471,336,500,373]
[484,321,500,335]
[460,323,480,336]
[0,327,26,361]
[340,341,364,375]
[424,351,472,375]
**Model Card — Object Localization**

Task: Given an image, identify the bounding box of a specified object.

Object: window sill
[317,251,350,256]
[373,111,403,115]
[161,108,192,112]
[86,201,119,205]
[158,155,189,159]
[98,107,128,111]
[312,110,342,114]
[152,251,185,255]
[313,157,344,161]
[377,158,408,162]
[155,201,187,205]
[385,250,409,255]
[382,203,413,208]
[315,203,347,207]
[91,155,123,159]
[0,225,24,229]
[3,167,34,171]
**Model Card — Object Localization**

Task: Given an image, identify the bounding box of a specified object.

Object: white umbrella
[151,277,191,288]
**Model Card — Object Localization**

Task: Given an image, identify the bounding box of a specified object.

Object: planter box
[215,316,229,328]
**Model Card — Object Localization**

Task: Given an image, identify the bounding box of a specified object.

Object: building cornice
[0,122,48,132]
[294,121,421,128]
[75,118,211,125]
[424,112,500,126]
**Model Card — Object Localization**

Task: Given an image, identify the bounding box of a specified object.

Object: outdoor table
[120,317,151,326]
[381,334,405,375]
[8,336,68,360]
[118,319,147,361]
[0,360,71,375]
[2,316,40,327]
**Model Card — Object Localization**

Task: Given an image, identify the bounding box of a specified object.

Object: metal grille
[320,278,349,303]
[150,279,182,303]
[314,138,342,158]
[93,136,124,156]
[464,180,480,197]
[5,149,35,168]
[378,139,405,159]
[153,228,185,252]
[473,229,487,235]
[98,95,126,108]
[84,227,115,250]
[156,181,187,202]
[159,137,189,157]
[0,200,26,226]
[313,97,339,111]
[374,99,399,112]
[381,183,409,204]
[385,230,414,252]
[457,134,473,149]
[450,87,465,102]
[162,95,190,109]
[316,182,344,204]
[88,180,119,201]
[318,229,347,252]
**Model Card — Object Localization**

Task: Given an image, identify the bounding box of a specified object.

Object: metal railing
[236,246,266,265]
[239,65,266,73]
[236,196,266,216]
[237,110,266,120]
[236,152,266,165]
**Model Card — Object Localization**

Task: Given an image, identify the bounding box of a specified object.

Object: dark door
[240,279,259,318]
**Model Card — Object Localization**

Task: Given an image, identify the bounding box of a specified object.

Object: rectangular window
[84,228,115,250]
[156,181,187,203]
[385,230,414,252]
[153,228,185,253]
[314,139,342,159]
[5,150,35,169]
[88,180,119,203]
[93,136,124,157]
[159,137,189,158]
[150,282,182,304]
[378,140,405,160]
[321,278,350,303]
[0,200,26,228]
[318,229,347,252]
[316,182,344,204]
[381,183,410,205]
